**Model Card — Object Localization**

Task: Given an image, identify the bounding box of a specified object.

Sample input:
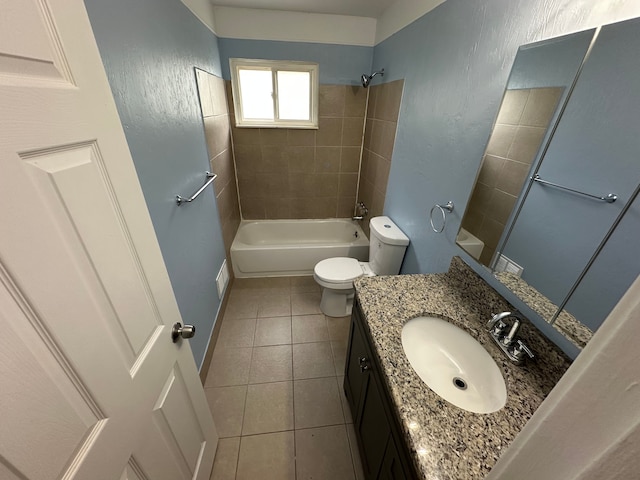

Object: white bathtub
[231,219,370,278]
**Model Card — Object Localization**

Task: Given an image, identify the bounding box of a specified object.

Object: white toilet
[313,216,410,317]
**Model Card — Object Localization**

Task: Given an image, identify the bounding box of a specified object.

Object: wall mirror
[457,17,640,350]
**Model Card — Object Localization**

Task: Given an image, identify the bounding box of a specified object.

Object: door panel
[358,373,391,478]
[0,275,105,480]
[23,142,162,364]
[345,310,369,421]
[0,0,217,478]
[0,0,73,84]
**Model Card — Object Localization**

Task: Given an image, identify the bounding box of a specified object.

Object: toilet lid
[314,257,363,283]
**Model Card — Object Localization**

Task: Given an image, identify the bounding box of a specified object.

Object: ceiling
[209,0,399,18]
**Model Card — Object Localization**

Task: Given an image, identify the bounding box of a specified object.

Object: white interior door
[0,1,218,479]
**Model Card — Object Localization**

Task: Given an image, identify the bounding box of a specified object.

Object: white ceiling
[209,0,398,18]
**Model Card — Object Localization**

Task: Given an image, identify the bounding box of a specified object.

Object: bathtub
[231,219,369,278]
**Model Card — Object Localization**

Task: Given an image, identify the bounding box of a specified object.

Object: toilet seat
[314,257,363,289]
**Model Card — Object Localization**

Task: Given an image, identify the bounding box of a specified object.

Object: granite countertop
[353,257,572,479]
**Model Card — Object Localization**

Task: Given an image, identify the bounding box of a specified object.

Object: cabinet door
[344,309,370,420]
[377,437,409,480]
[358,371,392,479]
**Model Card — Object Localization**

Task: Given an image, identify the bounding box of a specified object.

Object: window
[229,58,319,129]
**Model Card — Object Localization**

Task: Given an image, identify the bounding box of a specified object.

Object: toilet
[313,216,410,317]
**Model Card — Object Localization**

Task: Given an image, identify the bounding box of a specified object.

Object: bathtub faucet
[353,202,369,221]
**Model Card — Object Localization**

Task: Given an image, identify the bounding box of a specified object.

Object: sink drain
[453,377,467,390]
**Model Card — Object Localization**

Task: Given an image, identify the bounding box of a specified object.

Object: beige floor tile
[295,425,356,480]
[254,316,292,346]
[294,377,344,429]
[292,314,330,343]
[225,295,259,319]
[326,315,351,343]
[205,386,247,438]
[346,423,366,480]
[216,317,256,348]
[242,381,294,435]
[236,431,295,480]
[205,347,252,387]
[249,345,293,384]
[228,287,259,300]
[234,277,288,290]
[290,276,320,293]
[336,376,353,424]
[291,292,323,315]
[293,342,336,379]
[257,294,291,317]
[209,437,240,480]
[331,340,348,376]
[235,277,291,297]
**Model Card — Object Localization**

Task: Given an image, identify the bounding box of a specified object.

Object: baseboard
[199,276,234,384]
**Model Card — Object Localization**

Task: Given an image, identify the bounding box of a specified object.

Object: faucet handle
[513,340,534,362]
[487,311,509,328]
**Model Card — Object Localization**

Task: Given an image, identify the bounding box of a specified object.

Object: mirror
[458,18,640,349]
[458,30,597,319]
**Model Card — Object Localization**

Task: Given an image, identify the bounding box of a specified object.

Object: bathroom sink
[401,316,507,414]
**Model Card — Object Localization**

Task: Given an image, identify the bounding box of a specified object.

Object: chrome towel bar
[532,174,617,203]
[176,172,217,206]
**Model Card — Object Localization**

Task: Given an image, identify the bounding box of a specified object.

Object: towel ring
[430,201,454,233]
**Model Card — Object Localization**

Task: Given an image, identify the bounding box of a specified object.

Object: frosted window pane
[277,71,310,120]
[238,69,274,120]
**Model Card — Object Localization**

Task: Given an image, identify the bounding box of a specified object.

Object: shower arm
[361,68,385,87]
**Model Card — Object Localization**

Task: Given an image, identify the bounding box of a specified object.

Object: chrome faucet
[487,311,534,364]
[352,202,369,221]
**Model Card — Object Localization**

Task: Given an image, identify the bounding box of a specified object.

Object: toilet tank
[369,216,410,275]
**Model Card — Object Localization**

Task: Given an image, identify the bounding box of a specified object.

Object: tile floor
[204,276,365,480]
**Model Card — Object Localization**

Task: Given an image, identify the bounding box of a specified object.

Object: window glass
[238,69,274,120]
[230,59,318,128]
[277,70,310,120]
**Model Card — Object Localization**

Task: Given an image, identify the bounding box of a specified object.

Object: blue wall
[370,0,632,357]
[84,0,227,368]
[218,38,373,85]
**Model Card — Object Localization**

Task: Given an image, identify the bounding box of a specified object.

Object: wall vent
[216,260,229,299]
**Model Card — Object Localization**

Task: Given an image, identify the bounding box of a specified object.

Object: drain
[453,377,467,390]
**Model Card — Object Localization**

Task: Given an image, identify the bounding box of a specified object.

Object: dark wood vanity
[344,299,418,480]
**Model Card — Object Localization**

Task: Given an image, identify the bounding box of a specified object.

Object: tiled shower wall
[462,87,563,264]
[358,80,404,236]
[196,70,241,270]
[228,83,367,219]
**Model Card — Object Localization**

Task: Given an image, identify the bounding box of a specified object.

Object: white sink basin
[401,316,507,414]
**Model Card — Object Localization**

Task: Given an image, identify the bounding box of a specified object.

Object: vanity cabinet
[344,300,418,480]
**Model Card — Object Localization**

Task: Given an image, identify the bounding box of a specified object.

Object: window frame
[229,58,319,129]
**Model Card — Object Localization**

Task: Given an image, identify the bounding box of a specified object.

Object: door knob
[172,322,196,343]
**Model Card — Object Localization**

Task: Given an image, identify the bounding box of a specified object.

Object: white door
[0,1,218,479]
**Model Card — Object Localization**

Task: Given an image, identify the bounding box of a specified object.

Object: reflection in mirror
[459,17,640,351]
[458,29,595,269]
[498,18,640,348]
[556,185,640,346]
[461,86,563,266]
[457,29,597,343]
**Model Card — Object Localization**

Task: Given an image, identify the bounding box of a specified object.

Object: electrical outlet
[496,254,524,277]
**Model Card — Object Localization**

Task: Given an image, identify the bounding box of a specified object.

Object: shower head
[361,69,385,88]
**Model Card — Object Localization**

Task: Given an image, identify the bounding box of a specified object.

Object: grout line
[226,278,354,479]
[344,423,361,480]
[238,428,296,439]
[290,285,298,480]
